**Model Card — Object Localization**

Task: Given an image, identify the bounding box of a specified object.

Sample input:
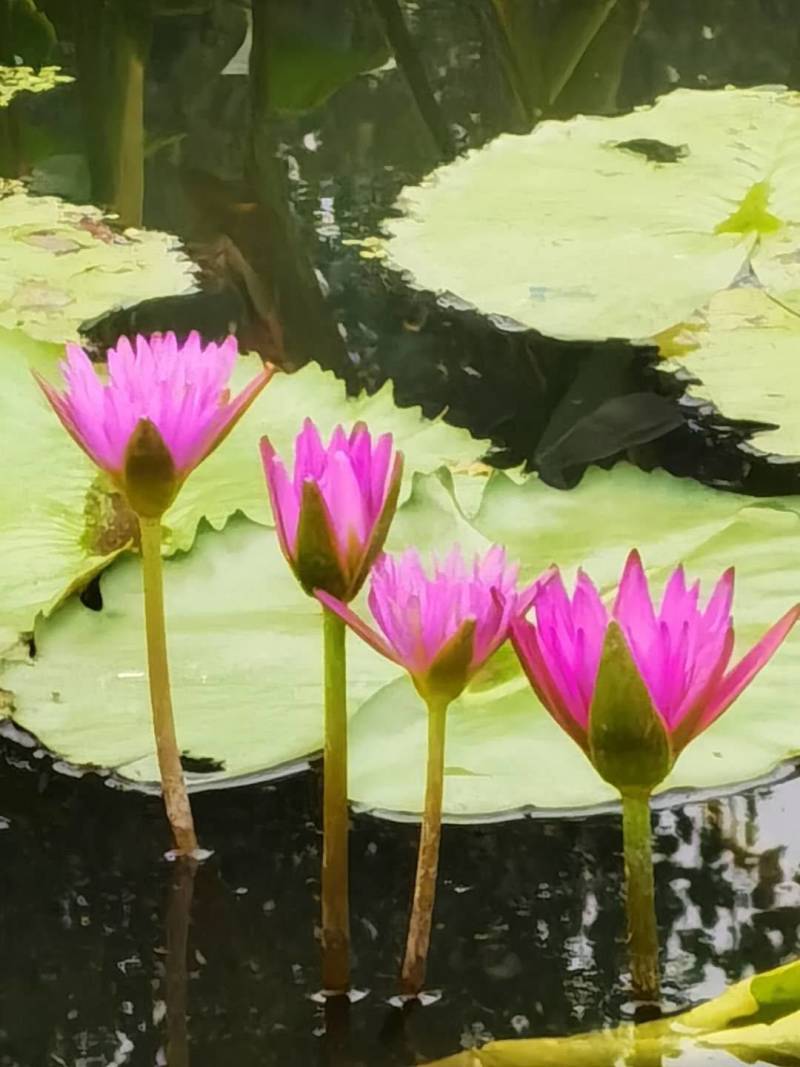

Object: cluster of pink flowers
[39,331,800,787]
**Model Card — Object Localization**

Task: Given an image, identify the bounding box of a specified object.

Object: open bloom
[511,549,800,781]
[261,419,403,601]
[317,545,542,705]
[37,332,273,517]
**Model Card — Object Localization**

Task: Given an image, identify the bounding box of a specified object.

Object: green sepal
[294,480,351,600]
[122,419,180,519]
[588,621,673,794]
[415,619,476,707]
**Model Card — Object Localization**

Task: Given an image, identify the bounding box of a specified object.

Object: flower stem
[400,695,449,995]
[621,789,660,1004]
[321,607,350,993]
[139,516,198,855]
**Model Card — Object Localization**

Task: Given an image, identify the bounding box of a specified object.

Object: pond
[3,1,800,1064]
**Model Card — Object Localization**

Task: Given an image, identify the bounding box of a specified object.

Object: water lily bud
[261,420,403,602]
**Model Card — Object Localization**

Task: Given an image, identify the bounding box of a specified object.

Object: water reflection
[75,0,150,227]
[1,735,800,1063]
[163,856,197,1067]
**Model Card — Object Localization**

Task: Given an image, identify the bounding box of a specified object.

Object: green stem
[321,608,350,993]
[400,696,449,995]
[139,516,198,855]
[621,789,660,1003]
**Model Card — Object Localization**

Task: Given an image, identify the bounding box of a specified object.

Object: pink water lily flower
[37,331,273,516]
[317,545,542,704]
[261,419,403,601]
[511,549,800,761]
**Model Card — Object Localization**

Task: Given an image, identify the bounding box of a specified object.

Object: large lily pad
[0,334,488,637]
[348,465,800,818]
[0,517,399,785]
[0,181,197,341]
[0,472,472,785]
[10,458,800,809]
[661,287,800,460]
[427,956,800,1066]
[381,86,800,343]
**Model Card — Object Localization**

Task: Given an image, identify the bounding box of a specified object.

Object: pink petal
[322,450,368,548]
[511,618,590,750]
[693,604,800,737]
[260,437,299,558]
[186,363,274,471]
[314,590,399,664]
[702,567,735,630]
[613,549,657,637]
[294,419,326,486]
[670,626,735,750]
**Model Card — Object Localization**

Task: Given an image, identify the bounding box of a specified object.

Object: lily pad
[426,956,800,1066]
[0,65,71,109]
[348,465,800,818]
[0,181,197,342]
[0,472,470,786]
[0,517,400,785]
[381,86,800,343]
[7,459,800,805]
[0,335,488,636]
[661,287,800,459]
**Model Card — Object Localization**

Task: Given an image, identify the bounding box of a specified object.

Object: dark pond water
[3,1,800,1064]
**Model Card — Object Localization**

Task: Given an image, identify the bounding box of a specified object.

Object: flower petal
[260,436,299,559]
[314,590,399,664]
[695,604,800,736]
[511,618,590,752]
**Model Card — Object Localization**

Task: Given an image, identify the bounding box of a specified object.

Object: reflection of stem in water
[621,790,660,1005]
[165,855,197,1067]
[400,697,449,995]
[551,0,644,117]
[0,103,21,178]
[480,0,545,126]
[322,993,352,1067]
[0,0,10,64]
[75,0,150,227]
[321,608,350,994]
[370,0,455,158]
[247,0,350,371]
[481,0,639,128]
[544,0,619,105]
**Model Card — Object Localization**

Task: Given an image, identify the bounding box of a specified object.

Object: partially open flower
[37,331,273,517]
[317,545,542,705]
[511,549,800,792]
[261,419,403,602]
